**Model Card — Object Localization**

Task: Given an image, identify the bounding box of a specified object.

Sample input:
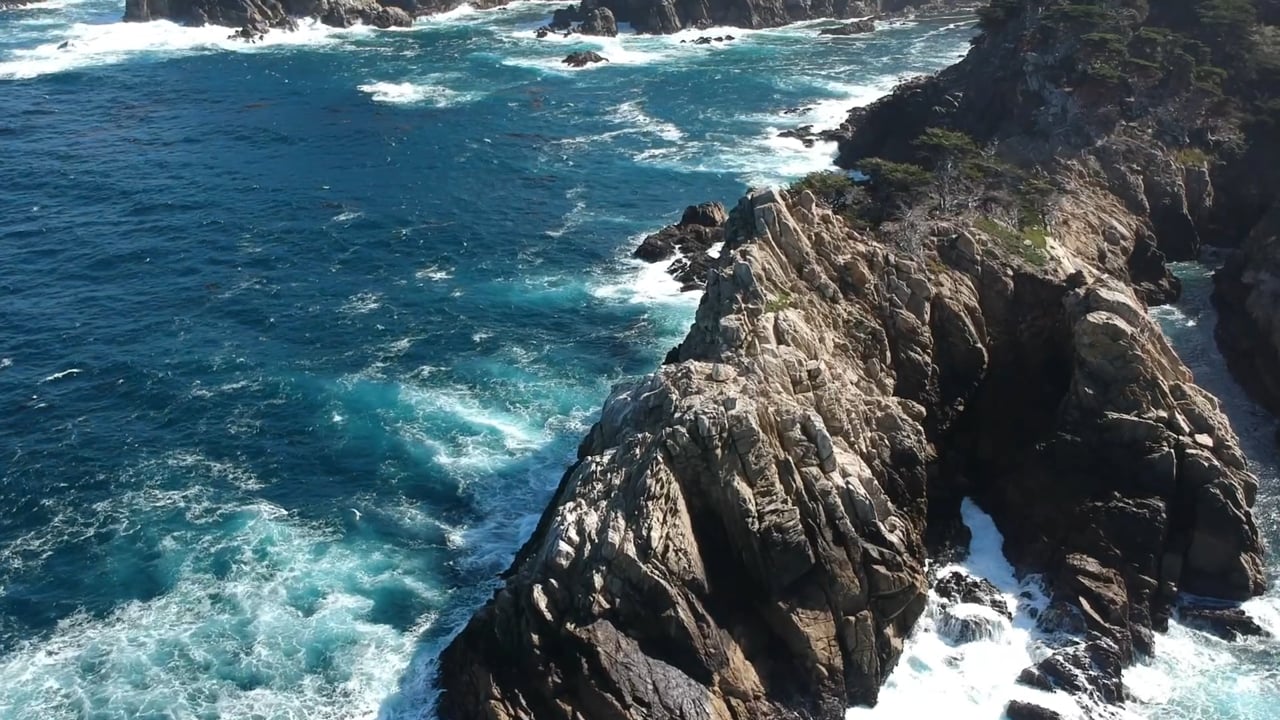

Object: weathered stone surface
[1004,700,1066,720]
[933,570,1010,644]
[1214,206,1280,418]
[562,50,609,67]
[1178,603,1272,641]
[438,186,1266,719]
[578,5,617,35]
[1018,637,1125,705]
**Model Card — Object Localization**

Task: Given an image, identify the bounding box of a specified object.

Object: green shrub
[975,217,1049,266]
[790,170,855,198]
[764,292,793,313]
[856,158,934,194]
[1174,147,1213,165]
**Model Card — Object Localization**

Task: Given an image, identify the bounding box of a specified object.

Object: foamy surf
[0,17,366,80]
[849,499,1083,720]
[357,79,482,106]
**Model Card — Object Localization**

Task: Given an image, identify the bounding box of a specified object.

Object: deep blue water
[0,4,977,717]
[1,3,1275,720]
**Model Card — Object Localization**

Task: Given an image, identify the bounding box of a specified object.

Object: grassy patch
[975,217,1049,266]
[1174,147,1213,165]
[764,292,794,313]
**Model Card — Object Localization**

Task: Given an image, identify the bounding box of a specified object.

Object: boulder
[1004,700,1067,720]
[577,6,616,35]
[934,570,1011,644]
[370,5,412,27]
[679,201,727,228]
[1178,604,1271,640]
[1017,637,1125,704]
[819,19,876,36]
[562,50,608,67]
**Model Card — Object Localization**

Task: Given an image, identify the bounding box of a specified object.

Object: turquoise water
[0,4,977,718]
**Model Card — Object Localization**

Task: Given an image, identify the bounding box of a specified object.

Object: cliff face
[437,183,1265,720]
[1214,206,1280,417]
[436,2,1273,718]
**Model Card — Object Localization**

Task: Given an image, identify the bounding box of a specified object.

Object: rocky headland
[437,1,1277,719]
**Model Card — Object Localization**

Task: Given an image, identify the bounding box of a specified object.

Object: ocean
[0,3,1273,719]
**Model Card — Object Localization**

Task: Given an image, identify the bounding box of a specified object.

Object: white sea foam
[0,18,365,80]
[340,291,383,315]
[850,499,1082,720]
[415,264,454,281]
[395,383,546,472]
[357,79,481,107]
[545,186,589,238]
[331,209,364,223]
[609,99,684,141]
[39,368,82,383]
[0,469,435,720]
[589,247,697,307]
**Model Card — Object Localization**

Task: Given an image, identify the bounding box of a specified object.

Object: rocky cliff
[436,2,1273,719]
[1215,206,1280,418]
[437,184,1265,719]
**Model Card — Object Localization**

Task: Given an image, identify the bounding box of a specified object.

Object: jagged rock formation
[438,1,1272,718]
[563,50,610,66]
[1214,206,1280,418]
[541,0,965,35]
[633,202,726,292]
[438,181,1265,719]
[122,0,508,29]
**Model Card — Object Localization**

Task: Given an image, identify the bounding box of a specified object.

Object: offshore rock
[818,19,875,36]
[634,202,726,291]
[562,50,609,67]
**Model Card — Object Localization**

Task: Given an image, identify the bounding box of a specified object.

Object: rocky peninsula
[437,1,1277,719]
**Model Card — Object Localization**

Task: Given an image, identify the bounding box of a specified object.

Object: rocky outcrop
[578,6,618,35]
[122,0,502,29]
[933,570,1010,644]
[438,182,1265,719]
[540,0,965,35]
[563,50,609,67]
[633,202,725,291]
[1213,206,1280,418]
[818,19,875,35]
[437,1,1271,718]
